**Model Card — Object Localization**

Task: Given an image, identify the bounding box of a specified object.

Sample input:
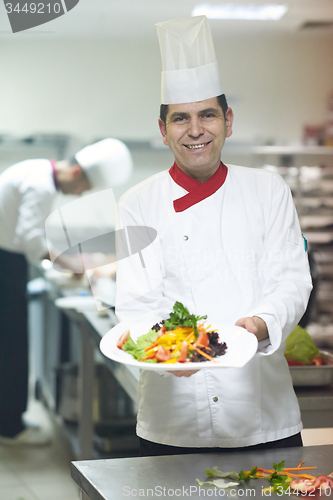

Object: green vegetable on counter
[197,461,293,493]
[267,461,290,491]
[284,325,319,365]
[204,467,239,480]
[238,467,258,481]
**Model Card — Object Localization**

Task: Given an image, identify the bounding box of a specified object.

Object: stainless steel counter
[71,444,333,500]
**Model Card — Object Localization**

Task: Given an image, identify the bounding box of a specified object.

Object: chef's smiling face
[159,97,233,182]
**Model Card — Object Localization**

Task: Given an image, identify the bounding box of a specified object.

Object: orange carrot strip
[144,334,174,351]
[145,340,160,351]
[171,333,195,355]
[299,474,318,479]
[143,347,158,357]
[255,461,317,472]
[279,472,316,480]
[140,354,156,361]
[165,327,192,334]
[297,462,305,468]
[144,327,193,352]
[196,343,212,350]
[184,330,195,342]
[284,467,317,471]
[254,468,316,480]
[192,346,217,362]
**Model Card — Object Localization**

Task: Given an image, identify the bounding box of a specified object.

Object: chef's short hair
[159,94,229,125]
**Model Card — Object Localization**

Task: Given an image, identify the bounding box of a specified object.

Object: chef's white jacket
[0,160,56,264]
[116,164,312,448]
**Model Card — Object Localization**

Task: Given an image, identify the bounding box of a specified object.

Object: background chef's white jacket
[0,160,56,264]
[116,165,313,448]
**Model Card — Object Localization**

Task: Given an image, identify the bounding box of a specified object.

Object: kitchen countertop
[71,444,333,499]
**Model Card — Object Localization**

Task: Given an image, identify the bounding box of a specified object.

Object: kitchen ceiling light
[191,4,288,20]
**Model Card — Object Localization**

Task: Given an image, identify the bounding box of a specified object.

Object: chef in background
[116,16,312,456]
[0,138,132,446]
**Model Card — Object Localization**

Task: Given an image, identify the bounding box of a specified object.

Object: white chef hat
[156,15,223,105]
[75,138,133,189]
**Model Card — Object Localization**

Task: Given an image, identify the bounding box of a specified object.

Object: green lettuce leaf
[196,478,239,489]
[284,325,319,365]
[122,329,159,361]
[204,467,239,480]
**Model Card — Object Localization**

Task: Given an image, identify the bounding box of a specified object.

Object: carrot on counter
[284,467,317,471]
[255,467,316,480]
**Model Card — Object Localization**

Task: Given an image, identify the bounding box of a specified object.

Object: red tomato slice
[117,330,130,349]
[196,330,209,347]
[178,341,188,363]
[287,360,306,366]
[156,346,171,362]
[290,475,333,493]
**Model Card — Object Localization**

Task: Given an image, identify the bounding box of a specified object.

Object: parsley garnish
[163,302,207,338]
[268,461,290,492]
[238,467,258,481]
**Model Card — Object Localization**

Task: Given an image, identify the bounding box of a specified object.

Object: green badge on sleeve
[302,235,308,252]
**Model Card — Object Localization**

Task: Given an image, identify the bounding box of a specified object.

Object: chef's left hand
[235,316,268,342]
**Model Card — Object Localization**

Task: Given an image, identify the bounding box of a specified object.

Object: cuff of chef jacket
[250,312,280,356]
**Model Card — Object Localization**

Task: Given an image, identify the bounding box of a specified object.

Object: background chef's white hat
[75,138,133,189]
[156,15,223,105]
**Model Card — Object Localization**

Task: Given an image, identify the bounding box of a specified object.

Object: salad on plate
[117,302,227,365]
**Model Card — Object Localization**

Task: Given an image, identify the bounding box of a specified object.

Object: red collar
[50,159,59,191]
[169,161,228,212]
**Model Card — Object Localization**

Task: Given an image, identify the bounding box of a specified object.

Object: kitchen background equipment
[289,350,333,387]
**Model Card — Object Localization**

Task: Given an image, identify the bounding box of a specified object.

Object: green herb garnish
[267,461,290,492]
[163,301,207,338]
[238,467,258,481]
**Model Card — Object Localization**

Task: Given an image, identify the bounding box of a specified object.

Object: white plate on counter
[55,296,97,311]
[99,322,258,372]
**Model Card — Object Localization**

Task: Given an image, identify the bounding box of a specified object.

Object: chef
[0,138,132,446]
[115,16,312,456]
